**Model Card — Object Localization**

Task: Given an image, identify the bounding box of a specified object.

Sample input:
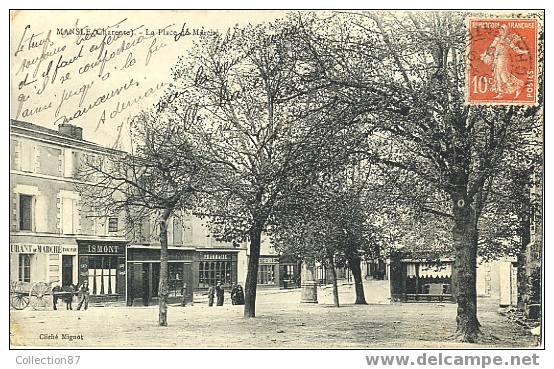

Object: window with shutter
[61,198,79,234]
[20,141,35,172]
[19,194,33,231]
[63,148,73,177]
[62,198,74,234]
[35,195,48,232]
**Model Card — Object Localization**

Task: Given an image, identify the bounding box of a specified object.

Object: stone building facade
[10,119,287,307]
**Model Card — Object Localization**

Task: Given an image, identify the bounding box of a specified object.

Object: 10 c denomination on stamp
[467,18,538,105]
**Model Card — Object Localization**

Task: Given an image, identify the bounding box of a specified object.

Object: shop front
[279,255,300,289]
[257,256,280,287]
[390,258,455,302]
[194,250,239,290]
[77,239,126,302]
[364,258,388,280]
[10,236,78,286]
[127,246,194,306]
[314,263,351,285]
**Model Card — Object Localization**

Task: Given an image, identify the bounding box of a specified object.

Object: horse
[52,284,77,310]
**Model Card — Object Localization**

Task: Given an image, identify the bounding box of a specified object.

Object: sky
[10,10,287,149]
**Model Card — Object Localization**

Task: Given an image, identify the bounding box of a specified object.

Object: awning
[419,263,452,278]
[405,261,453,278]
[407,263,417,277]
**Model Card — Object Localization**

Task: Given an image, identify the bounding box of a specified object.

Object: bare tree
[77,106,204,326]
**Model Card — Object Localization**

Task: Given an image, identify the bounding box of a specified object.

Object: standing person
[51,282,61,310]
[207,284,215,307]
[230,283,238,305]
[282,270,289,289]
[215,282,224,306]
[235,284,245,305]
[180,282,188,307]
[76,280,90,311]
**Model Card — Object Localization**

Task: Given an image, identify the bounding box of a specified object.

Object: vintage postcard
[9,9,543,350]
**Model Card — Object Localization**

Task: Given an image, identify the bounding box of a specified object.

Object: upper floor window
[20,140,35,173]
[63,148,82,178]
[59,191,80,235]
[108,217,118,232]
[14,185,42,232]
[19,194,33,231]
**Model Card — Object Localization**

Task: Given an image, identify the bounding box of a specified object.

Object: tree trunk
[327,251,340,307]
[244,225,262,318]
[516,173,531,312]
[158,209,171,327]
[516,252,528,312]
[349,254,367,305]
[451,192,480,342]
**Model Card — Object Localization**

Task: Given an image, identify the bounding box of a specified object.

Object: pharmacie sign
[201,252,232,260]
[10,244,77,254]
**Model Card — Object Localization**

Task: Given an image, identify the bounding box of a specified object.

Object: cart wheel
[29,282,50,310]
[10,282,30,310]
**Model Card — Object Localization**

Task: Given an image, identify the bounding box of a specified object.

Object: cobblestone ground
[10,285,538,348]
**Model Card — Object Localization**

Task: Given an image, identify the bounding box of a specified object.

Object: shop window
[18,254,31,282]
[257,264,276,285]
[316,265,327,284]
[199,260,232,288]
[87,256,118,295]
[108,217,118,232]
[281,265,295,288]
[169,263,184,297]
[19,194,33,231]
[283,265,294,280]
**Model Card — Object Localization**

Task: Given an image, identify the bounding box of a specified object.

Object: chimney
[58,124,83,140]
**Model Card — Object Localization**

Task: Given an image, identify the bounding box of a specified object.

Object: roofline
[10,119,126,155]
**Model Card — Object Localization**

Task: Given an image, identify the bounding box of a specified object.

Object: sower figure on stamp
[76,280,90,311]
[207,284,215,307]
[480,24,529,99]
[215,281,224,306]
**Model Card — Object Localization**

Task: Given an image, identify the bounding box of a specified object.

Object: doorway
[141,263,160,306]
[62,255,73,286]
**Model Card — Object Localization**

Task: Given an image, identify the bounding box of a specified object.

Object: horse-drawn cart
[10,280,74,310]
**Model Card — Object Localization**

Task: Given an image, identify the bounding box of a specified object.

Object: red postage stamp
[467,18,538,105]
